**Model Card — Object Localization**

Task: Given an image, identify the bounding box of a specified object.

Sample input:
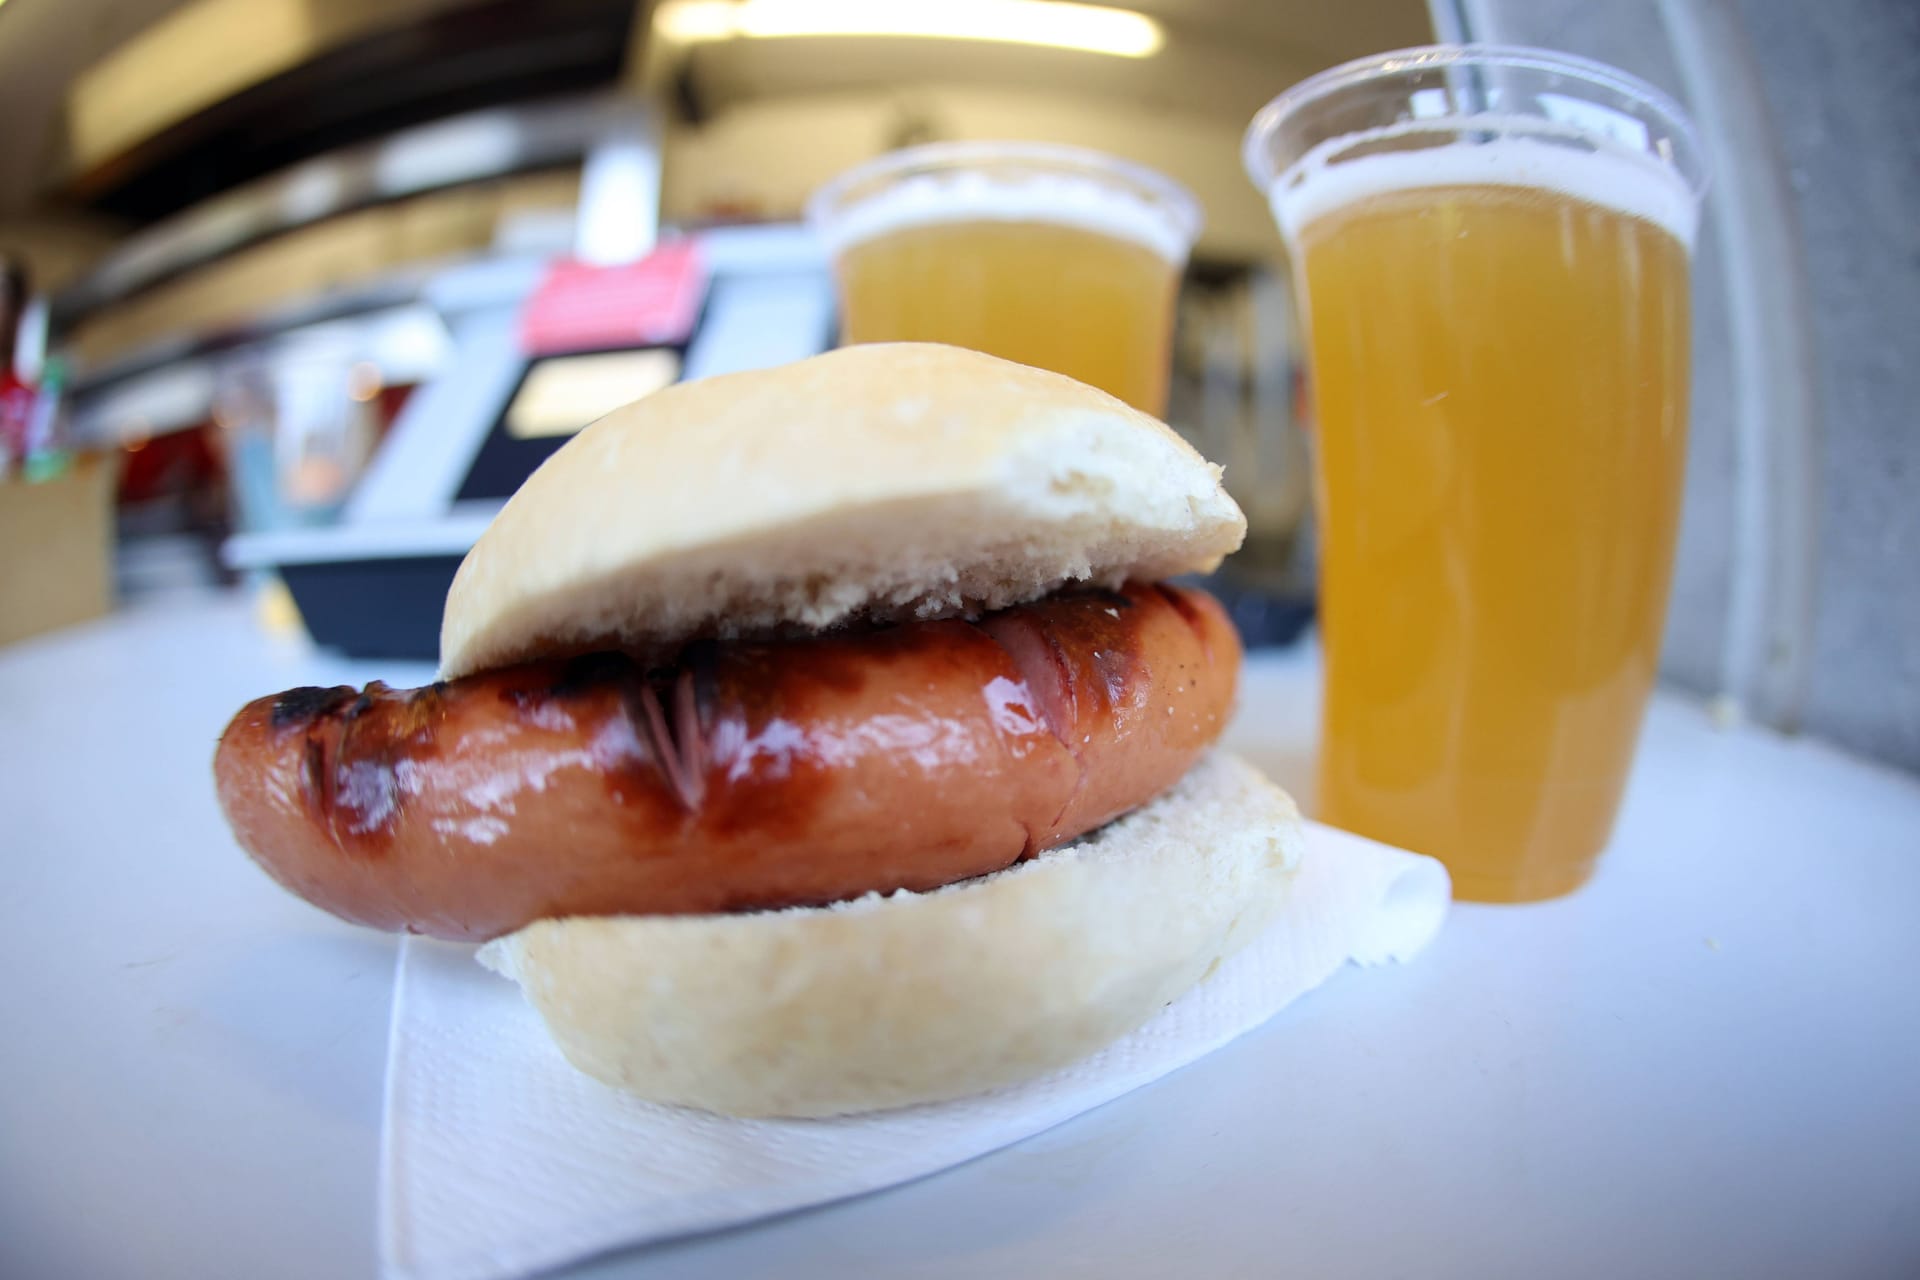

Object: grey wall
[1453,0,1920,771]
[1737,0,1920,770]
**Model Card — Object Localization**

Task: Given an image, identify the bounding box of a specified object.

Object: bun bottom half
[478,751,1303,1117]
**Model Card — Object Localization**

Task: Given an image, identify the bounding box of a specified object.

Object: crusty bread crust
[478,752,1301,1117]
[440,343,1245,679]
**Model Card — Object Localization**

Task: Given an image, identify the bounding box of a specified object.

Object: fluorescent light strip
[655,0,1165,58]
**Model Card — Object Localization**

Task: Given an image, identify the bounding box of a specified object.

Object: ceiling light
[654,0,1165,58]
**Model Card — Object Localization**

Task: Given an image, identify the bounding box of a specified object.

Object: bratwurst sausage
[214,581,1240,941]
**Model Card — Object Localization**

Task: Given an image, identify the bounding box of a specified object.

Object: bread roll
[478,751,1301,1117]
[441,343,1245,679]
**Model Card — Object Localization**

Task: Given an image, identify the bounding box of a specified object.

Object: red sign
[518,239,707,356]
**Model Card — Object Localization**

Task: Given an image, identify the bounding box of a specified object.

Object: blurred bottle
[0,255,32,477]
[22,357,72,483]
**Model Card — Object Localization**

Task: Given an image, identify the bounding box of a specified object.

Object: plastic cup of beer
[1243,45,1708,902]
[807,142,1201,416]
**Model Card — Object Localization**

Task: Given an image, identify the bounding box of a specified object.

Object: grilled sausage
[213,582,1239,941]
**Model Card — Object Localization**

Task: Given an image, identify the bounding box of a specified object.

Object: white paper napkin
[379,821,1450,1280]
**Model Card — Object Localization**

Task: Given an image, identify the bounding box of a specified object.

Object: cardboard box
[0,453,118,647]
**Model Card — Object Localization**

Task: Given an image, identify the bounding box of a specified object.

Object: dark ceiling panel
[64,0,638,223]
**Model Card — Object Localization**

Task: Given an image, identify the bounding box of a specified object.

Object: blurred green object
[13,356,71,484]
[22,450,72,484]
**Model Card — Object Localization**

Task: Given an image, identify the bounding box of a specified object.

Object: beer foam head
[1268,124,1699,249]
[815,169,1198,264]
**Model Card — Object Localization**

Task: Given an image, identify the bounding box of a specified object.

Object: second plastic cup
[808,142,1200,416]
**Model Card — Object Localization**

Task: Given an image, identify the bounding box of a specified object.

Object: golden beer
[1248,49,1707,901]
[811,145,1198,415]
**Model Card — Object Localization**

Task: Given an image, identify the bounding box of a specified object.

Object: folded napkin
[380,821,1449,1280]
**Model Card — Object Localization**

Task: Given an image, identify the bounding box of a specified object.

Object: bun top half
[440,343,1245,679]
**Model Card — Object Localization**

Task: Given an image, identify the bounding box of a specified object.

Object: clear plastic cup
[808,142,1201,415]
[1244,46,1707,901]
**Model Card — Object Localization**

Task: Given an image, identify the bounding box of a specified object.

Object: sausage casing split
[214,582,1241,941]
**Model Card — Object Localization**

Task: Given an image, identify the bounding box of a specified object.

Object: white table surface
[3,593,1918,1279]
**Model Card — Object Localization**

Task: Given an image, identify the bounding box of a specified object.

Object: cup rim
[806,140,1204,248]
[1242,43,1708,197]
